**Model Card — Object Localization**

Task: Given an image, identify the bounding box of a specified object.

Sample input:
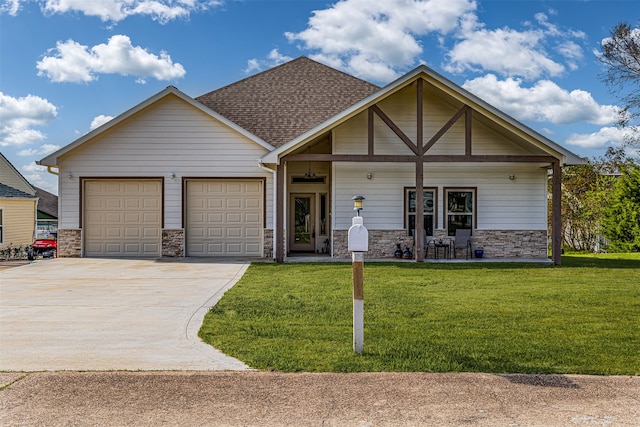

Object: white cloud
[285,0,477,82]
[444,10,586,79]
[565,127,632,149]
[245,49,292,74]
[90,114,114,130]
[37,35,186,83]
[17,144,61,156]
[2,0,222,23]
[0,92,58,146]
[0,0,21,15]
[462,74,620,125]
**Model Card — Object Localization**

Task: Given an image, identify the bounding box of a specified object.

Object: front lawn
[199,254,640,374]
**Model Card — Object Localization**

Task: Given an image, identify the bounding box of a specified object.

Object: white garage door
[186,180,263,256]
[84,180,162,257]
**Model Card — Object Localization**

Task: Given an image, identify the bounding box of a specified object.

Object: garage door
[84,180,162,257]
[186,180,263,256]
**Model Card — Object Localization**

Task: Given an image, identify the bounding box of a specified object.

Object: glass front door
[290,194,315,252]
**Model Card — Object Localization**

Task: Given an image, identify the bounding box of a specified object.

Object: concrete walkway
[0,258,251,371]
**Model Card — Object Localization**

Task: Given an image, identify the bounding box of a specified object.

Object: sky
[1,0,638,195]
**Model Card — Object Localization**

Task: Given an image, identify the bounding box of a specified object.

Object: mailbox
[348,216,369,252]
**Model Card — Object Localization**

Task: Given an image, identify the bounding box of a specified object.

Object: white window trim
[405,187,437,237]
[444,188,476,237]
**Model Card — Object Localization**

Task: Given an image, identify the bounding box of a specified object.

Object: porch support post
[415,78,425,262]
[552,160,562,265]
[276,161,285,263]
[415,158,425,262]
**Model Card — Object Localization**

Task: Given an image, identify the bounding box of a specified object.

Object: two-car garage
[82,179,263,258]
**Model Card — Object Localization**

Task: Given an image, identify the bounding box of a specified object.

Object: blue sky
[1,0,638,194]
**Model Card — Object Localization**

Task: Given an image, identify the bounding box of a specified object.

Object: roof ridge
[197,56,379,98]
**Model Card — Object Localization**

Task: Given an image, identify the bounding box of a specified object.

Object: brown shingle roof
[34,187,58,218]
[196,57,380,147]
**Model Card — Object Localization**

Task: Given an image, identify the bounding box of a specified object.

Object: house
[0,153,38,250]
[34,187,58,237]
[38,57,583,264]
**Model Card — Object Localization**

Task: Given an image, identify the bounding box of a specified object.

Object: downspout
[258,162,277,260]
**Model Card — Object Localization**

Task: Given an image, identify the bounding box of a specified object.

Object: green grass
[199,253,640,374]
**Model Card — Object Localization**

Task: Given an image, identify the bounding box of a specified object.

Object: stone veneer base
[57,229,82,257]
[332,229,547,260]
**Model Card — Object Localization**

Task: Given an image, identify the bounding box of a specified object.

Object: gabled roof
[38,86,274,167]
[196,57,380,147]
[262,64,585,166]
[0,153,36,196]
[35,187,58,218]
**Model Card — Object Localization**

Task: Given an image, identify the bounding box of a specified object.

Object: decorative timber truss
[275,78,563,265]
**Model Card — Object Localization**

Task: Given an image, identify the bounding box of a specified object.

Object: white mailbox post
[348,196,368,354]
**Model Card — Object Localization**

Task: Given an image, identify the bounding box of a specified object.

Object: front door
[290,194,315,252]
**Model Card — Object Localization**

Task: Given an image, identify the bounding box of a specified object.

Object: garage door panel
[245,243,260,253]
[208,199,224,209]
[226,199,242,209]
[245,227,260,238]
[84,180,161,257]
[226,213,242,223]
[245,199,260,209]
[207,213,223,223]
[226,227,242,238]
[107,227,123,238]
[245,213,261,223]
[208,228,223,238]
[186,180,263,257]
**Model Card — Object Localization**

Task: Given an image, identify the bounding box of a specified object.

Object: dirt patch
[1,372,637,426]
[0,260,30,271]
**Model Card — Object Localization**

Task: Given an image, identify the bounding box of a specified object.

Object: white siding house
[39,57,582,263]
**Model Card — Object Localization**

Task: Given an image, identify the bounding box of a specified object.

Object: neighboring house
[34,187,58,237]
[0,153,38,249]
[38,57,583,264]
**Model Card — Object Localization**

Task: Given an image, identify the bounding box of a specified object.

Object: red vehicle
[32,237,57,257]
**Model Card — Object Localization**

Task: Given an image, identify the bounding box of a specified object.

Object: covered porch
[267,74,566,264]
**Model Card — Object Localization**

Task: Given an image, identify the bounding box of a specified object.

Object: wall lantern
[67,172,73,179]
[509,173,516,180]
[352,195,365,216]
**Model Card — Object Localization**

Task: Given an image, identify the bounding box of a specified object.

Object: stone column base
[263,229,273,259]
[162,229,184,257]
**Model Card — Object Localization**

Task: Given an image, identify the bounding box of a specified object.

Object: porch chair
[453,229,472,260]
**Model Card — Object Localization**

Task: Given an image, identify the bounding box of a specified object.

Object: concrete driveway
[0,258,252,371]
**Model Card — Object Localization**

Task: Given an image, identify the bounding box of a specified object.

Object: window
[446,189,475,236]
[319,193,327,235]
[0,208,3,243]
[405,188,435,237]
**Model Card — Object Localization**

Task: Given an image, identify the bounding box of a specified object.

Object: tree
[559,161,613,251]
[599,21,640,145]
[556,148,634,252]
[602,166,640,252]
